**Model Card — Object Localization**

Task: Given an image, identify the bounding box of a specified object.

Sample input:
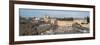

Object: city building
[43,15,87,27]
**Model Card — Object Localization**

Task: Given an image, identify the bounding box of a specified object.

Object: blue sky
[19,8,90,18]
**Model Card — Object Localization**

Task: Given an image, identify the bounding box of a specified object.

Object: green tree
[86,16,89,23]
